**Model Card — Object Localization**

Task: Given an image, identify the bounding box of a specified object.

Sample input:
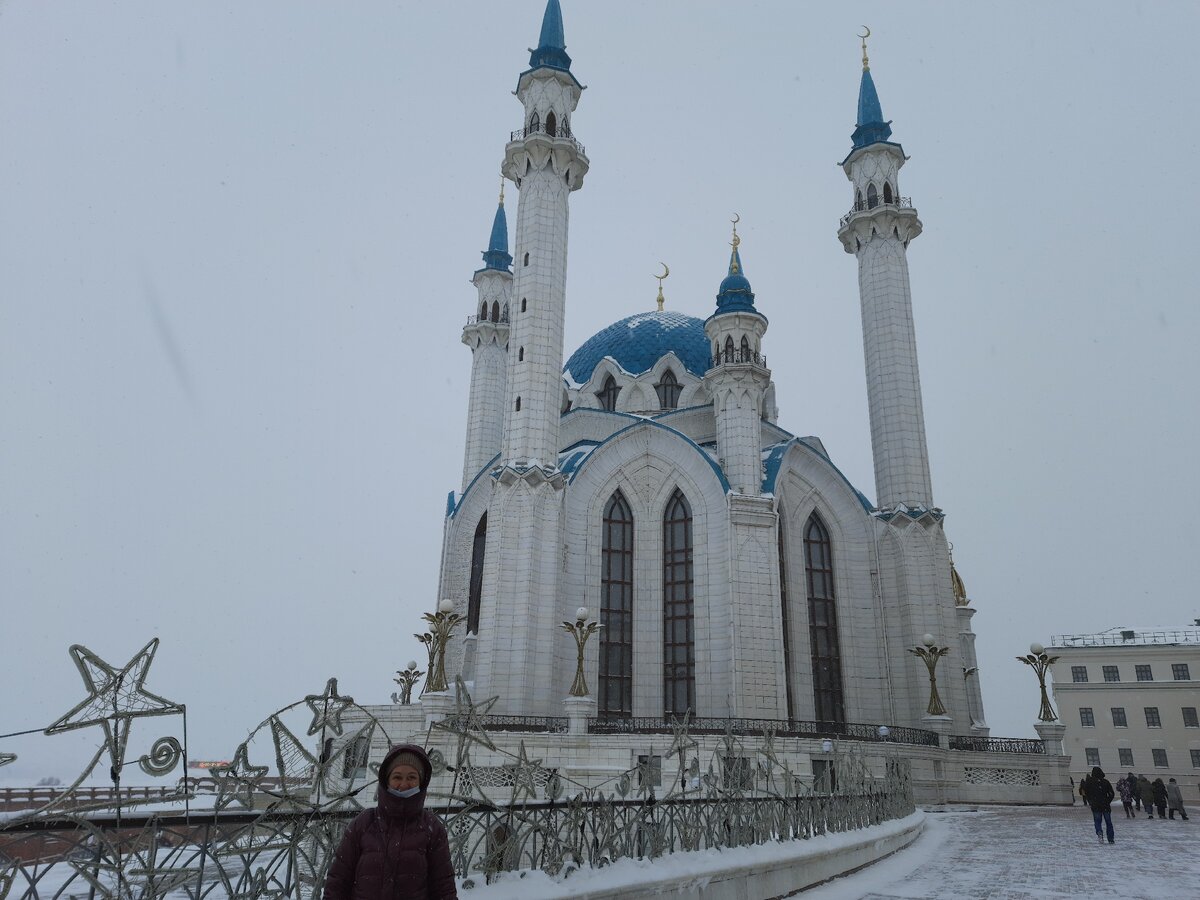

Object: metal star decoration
[432,676,498,755]
[508,740,542,804]
[209,743,269,811]
[45,639,183,772]
[663,711,697,765]
[303,678,354,737]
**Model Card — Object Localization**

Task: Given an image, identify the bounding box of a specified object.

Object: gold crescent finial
[729,214,741,274]
[859,26,871,71]
[654,262,669,311]
[499,177,505,206]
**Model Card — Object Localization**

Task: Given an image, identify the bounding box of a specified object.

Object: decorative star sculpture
[209,743,269,811]
[269,715,317,790]
[508,740,542,804]
[45,639,183,773]
[303,678,354,738]
[431,676,498,756]
[664,711,697,764]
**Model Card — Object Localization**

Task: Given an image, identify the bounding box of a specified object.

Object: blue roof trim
[449,452,501,518]
[481,201,512,271]
[761,438,873,511]
[566,418,730,493]
[839,139,906,168]
[564,311,712,384]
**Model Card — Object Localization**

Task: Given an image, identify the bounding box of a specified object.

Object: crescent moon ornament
[731,213,740,226]
[858,25,870,40]
[654,263,669,311]
[859,26,871,70]
[658,262,669,280]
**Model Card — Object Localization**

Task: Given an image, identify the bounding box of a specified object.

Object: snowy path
[803,804,1197,899]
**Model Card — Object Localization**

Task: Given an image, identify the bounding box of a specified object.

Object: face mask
[387,786,420,799]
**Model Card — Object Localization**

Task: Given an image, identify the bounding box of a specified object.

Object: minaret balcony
[466,311,510,326]
[839,196,913,228]
[509,121,586,156]
[710,349,767,369]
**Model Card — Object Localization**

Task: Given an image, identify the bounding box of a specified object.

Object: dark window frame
[467,513,488,634]
[1079,707,1095,727]
[1071,666,1088,683]
[1183,707,1199,728]
[599,491,634,718]
[804,513,845,724]
[1152,748,1168,768]
[1136,664,1154,682]
[1118,748,1134,767]
[1102,665,1120,683]
[596,374,620,412]
[1111,707,1128,728]
[1173,663,1191,681]
[1145,706,1162,728]
[1084,747,1100,767]
[654,369,682,409]
[662,489,695,717]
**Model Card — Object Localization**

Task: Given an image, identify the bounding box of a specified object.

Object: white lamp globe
[576,607,590,621]
[1030,642,1044,656]
[407,660,418,670]
[438,598,454,614]
[921,633,935,647]
[878,725,890,738]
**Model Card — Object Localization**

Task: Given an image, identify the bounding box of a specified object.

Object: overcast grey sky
[3,1,1198,781]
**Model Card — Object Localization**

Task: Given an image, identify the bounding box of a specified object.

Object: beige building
[1048,626,1200,803]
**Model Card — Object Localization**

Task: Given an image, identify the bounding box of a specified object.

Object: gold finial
[948,541,969,607]
[729,213,741,274]
[859,26,871,71]
[654,262,669,311]
[499,178,505,206]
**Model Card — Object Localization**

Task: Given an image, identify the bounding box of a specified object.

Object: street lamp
[560,607,602,697]
[417,599,463,695]
[1016,642,1060,722]
[393,660,423,705]
[907,634,950,716]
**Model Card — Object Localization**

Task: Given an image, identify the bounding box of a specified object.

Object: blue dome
[564,311,711,385]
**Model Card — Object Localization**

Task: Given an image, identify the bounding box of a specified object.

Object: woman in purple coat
[324,744,458,900]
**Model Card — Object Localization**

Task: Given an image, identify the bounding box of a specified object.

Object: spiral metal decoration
[139,735,183,776]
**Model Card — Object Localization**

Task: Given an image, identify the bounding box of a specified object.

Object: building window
[599,491,634,718]
[518,346,524,361]
[521,297,527,311]
[523,252,529,267]
[1136,664,1153,682]
[1079,707,1095,727]
[515,396,521,411]
[1102,665,1120,682]
[739,335,751,359]
[545,110,557,137]
[637,754,662,788]
[866,183,878,209]
[778,510,794,720]
[1145,707,1161,728]
[805,512,845,724]
[1071,666,1088,683]
[654,369,682,409]
[341,734,371,779]
[596,374,620,411]
[467,513,487,634]
[1173,663,1191,681]
[723,335,735,362]
[1183,707,1199,728]
[883,181,894,204]
[1152,748,1168,768]
[491,301,500,322]
[1111,707,1127,728]
[1118,748,1134,767]
[662,489,695,717]
[1192,749,1200,768]
[1084,747,1100,767]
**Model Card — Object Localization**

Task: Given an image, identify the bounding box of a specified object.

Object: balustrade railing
[839,196,913,227]
[711,349,767,368]
[948,735,1045,754]
[588,715,939,747]
[446,714,569,734]
[509,121,586,156]
[465,312,510,326]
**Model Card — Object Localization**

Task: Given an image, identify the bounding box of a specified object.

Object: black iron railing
[948,735,1045,754]
[442,714,569,734]
[509,121,586,156]
[711,349,767,368]
[588,716,940,747]
[465,312,510,326]
[839,196,913,227]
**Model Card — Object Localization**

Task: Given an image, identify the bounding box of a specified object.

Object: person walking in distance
[1137,774,1155,818]
[1152,777,1169,819]
[1116,773,1135,819]
[324,744,458,900]
[1083,766,1116,844]
[1165,778,1190,820]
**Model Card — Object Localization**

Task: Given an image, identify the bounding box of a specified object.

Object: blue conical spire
[850,34,893,150]
[480,189,512,272]
[713,224,759,315]
[528,0,572,71]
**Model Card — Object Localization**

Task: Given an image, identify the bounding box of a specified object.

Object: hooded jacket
[1082,766,1114,812]
[1137,775,1154,805]
[1166,780,1185,809]
[323,744,457,900]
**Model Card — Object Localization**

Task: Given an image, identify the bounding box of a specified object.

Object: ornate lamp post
[1017,642,1060,722]
[907,634,950,716]
[560,607,602,697]
[418,599,463,695]
[392,661,423,705]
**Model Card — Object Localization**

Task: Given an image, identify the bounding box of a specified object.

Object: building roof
[479,200,511,272]
[563,310,711,385]
[1049,627,1200,648]
[710,246,763,319]
[852,67,893,150]
[528,0,571,72]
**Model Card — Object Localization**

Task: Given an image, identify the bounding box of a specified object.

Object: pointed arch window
[491,301,500,322]
[654,369,682,409]
[883,181,894,204]
[528,111,540,131]
[778,509,794,720]
[663,489,695,717]
[740,335,751,361]
[866,183,878,209]
[596,374,620,411]
[546,111,557,137]
[599,491,634,717]
[467,513,487,634]
[480,302,488,320]
[804,513,845,724]
[723,335,735,362]
[855,189,863,211]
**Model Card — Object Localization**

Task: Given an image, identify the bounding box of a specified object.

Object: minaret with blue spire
[475,0,590,717]
[460,187,512,490]
[836,34,931,511]
[703,220,772,496]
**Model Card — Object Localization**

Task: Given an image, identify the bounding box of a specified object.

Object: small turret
[528,0,571,72]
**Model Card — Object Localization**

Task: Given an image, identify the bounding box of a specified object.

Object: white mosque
[432,0,990,741]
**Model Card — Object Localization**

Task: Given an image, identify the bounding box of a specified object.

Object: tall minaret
[836,35,932,510]
[703,222,771,496]
[460,188,512,489]
[499,0,589,469]
[474,0,589,715]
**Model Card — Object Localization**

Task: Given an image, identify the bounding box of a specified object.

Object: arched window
[501,302,509,320]
[778,509,794,719]
[523,253,529,267]
[480,302,488,320]
[599,491,634,717]
[521,297,527,311]
[546,111,557,137]
[866,183,878,209]
[596,374,620,411]
[883,181,893,204]
[467,513,487,633]
[740,335,751,361]
[723,336,735,362]
[518,346,524,361]
[855,189,863,211]
[491,301,500,322]
[804,513,845,724]
[663,489,695,717]
[655,369,682,409]
[529,111,540,132]
[515,396,521,411]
